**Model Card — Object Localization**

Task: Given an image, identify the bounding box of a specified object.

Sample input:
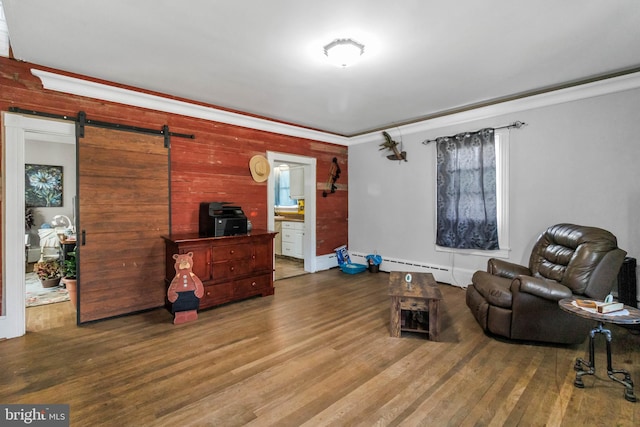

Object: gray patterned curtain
[436,128,499,249]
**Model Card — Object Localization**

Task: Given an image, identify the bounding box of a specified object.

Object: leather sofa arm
[488,258,531,279]
[511,275,573,302]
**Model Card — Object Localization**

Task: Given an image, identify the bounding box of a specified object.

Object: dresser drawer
[233,274,271,299]
[212,243,253,261]
[200,283,233,309]
[211,260,254,282]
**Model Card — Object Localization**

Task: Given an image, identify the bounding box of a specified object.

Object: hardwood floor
[3,269,640,426]
[26,299,76,332]
[275,256,306,280]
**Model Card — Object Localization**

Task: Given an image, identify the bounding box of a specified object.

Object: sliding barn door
[78,126,169,323]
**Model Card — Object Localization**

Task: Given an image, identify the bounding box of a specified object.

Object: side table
[559,298,640,402]
[388,272,442,341]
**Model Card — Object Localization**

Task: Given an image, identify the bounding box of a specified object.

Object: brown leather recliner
[466,224,627,344]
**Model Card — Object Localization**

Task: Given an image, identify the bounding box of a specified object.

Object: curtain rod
[421,121,526,145]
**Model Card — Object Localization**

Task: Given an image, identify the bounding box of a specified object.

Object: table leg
[604,328,637,402]
[428,299,439,342]
[574,322,637,402]
[574,327,596,388]
[390,297,401,338]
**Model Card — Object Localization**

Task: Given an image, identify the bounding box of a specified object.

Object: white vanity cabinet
[281,221,304,259]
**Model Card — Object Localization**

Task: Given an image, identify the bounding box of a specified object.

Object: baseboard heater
[349,252,455,285]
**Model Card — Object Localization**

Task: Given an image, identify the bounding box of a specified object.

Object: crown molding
[351,71,640,145]
[32,69,640,147]
[30,69,350,146]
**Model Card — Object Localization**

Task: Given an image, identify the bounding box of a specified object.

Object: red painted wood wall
[0,57,349,309]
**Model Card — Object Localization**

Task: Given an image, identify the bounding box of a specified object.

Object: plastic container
[340,263,367,274]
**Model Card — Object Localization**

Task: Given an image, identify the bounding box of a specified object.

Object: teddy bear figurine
[167,252,204,325]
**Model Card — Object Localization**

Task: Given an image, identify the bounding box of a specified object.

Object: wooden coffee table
[388,272,442,341]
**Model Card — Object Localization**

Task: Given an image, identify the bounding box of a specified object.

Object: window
[274,166,297,207]
[435,128,509,257]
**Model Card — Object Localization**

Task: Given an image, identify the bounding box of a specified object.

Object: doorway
[24,137,76,327]
[2,113,76,339]
[266,151,317,277]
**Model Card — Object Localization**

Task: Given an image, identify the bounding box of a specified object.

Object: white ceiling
[3,0,640,136]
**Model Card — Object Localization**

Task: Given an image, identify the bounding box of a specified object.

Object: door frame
[1,113,75,339]
[266,151,317,273]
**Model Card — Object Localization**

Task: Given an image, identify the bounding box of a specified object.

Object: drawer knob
[252,282,256,287]
[206,291,211,296]
[230,249,235,254]
[230,266,235,272]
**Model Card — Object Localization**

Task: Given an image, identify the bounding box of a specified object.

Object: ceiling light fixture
[323,38,365,67]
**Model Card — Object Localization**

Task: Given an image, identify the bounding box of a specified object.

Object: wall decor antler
[380,131,407,161]
[322,157,341,197]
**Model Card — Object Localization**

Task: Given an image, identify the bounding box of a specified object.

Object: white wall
[348,86,640,288]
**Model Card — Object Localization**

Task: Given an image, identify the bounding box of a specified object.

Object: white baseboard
[314,253,340,272]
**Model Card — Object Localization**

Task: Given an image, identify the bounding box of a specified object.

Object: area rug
[25,272,69,307]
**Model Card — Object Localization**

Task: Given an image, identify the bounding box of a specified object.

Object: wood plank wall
[0,57,349,311]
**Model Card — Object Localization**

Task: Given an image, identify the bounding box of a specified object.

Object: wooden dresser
[162,230,277,310]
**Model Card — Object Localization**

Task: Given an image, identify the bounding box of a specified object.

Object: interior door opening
[266,152,317,277]
[2,113,76,339]
[24,135,77,331]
